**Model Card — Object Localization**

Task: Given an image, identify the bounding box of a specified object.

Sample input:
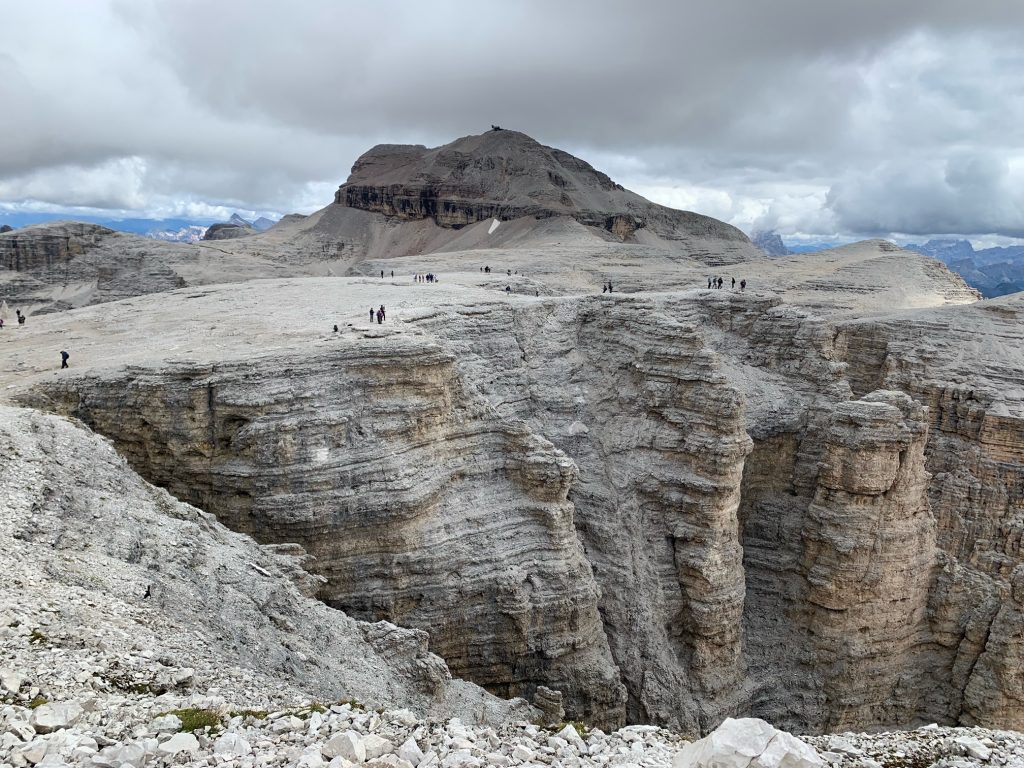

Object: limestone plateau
[0,130,1020,740]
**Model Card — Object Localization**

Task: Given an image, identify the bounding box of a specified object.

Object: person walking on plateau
[370,307,375,321]
[60,351,69,369]
[741,279,747,291]
[731,277,736,289]
[16,309,25,326]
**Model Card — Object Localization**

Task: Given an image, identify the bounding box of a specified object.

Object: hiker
[608,281,613,293]
[376,309,383,324]
[708,277,712,289]
[381,270,384,278]
[333,324,339,333]
[505,285,511,293]
[391,270,394,278]
[0,318,4,329]
[370,308,375,321]
[731,277,736,289]
[717,277,724,289]
[60,350,69,369]
[16,309,25,326]
[602,284,607,293]
[741,279,747,291]
[379,304,386,321]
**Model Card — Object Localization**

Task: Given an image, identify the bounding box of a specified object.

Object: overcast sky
[2,0,1023,245]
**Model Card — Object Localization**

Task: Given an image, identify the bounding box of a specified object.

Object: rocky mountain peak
[334,129,751,243]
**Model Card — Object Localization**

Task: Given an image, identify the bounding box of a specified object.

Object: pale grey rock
[368,758,414,768]
[147,714,180,733]
[0,181,1020,738]
[363,734,394,760]
[156,731,199,755]
[30,702,83,734]
[1,668,25,693]
[397,737,424,766]
[7,721,36,742]
[323,732,365,763]
[955,736,991,761]
[92,742,147,768]
[213,732,252,757]
[672,718,823,768]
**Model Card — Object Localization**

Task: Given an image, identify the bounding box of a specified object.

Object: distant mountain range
[748,230,1023,298]
[0,212,278,244]
[903,239,1024,298]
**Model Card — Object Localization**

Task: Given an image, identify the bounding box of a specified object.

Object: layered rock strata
[9,279,1023,735]
[0,403,532,722]
[334,130,753,246]
[25,336,626,727]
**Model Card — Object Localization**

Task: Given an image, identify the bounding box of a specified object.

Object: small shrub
[160,708,221,732]
[231,709,269,720]
[28,696,49,709]
[28,629,47,645]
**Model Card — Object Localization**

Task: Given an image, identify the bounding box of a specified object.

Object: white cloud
[0,0,1022,247]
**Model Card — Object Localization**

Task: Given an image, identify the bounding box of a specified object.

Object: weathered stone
[323,732,366,763]
[157,731,199,755]
[30,701,83,733]
[672,718,823,768]
[213,732,252,758]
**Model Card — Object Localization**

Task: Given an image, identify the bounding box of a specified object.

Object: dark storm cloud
[1,0,1023,240]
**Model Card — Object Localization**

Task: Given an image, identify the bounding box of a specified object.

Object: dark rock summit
[750,230,790,256]
[334,130,750,243]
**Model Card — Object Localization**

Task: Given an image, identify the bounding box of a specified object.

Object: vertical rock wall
[25,337,626,727]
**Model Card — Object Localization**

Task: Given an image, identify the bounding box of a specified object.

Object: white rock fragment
[93,742,148,768]
[148,713,182,733]
[956,736,992,761]
[368,757,414,768]
[324,731,366,763]
[300,744,327,768]
[673,717,824,768]
[30,701,84,734]
[157,731,200,755]
[397,737,424,766]
[1,667,25,692]
[7,721,36,742]
[511,744,534,762]
[363,734,394,760]
[213,732,252,758]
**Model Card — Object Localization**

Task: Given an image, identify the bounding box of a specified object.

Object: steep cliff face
[6,274,1022,735]
[832,299,1024,730]
[25,335,626,727]
[0,221,115,271]
[0,404,533,724]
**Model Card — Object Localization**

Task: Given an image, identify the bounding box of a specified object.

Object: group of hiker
[708,276,747,291]
[602,281,614,293]
[0,309,27,329]
[370,304,387,324]
[414,273,438,283]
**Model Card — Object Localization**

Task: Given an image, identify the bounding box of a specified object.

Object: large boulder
[673,718,824,768]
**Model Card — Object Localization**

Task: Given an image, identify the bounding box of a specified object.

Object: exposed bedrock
[0,221,114,272]
[334,131,753,246]
[17,292,1024,735]
[24,336,626,728]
